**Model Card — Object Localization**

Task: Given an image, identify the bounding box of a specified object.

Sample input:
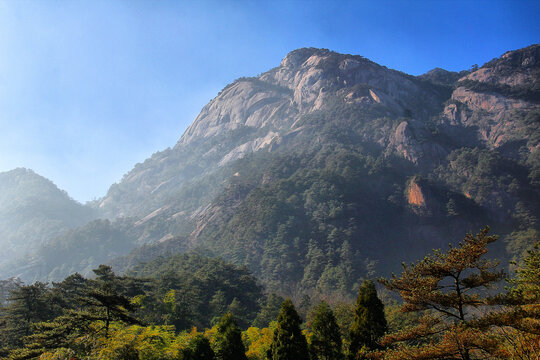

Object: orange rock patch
[408,181,426,207]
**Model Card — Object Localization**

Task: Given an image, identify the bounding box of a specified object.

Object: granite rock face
[441,44,540,151]
[178,48,445,147]
[386,120,449,169]
[96,45,539,222]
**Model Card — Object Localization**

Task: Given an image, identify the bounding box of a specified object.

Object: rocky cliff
[441,44,539,152]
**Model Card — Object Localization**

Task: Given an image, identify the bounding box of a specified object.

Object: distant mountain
[2,45,538,298]
[0,168,96,264]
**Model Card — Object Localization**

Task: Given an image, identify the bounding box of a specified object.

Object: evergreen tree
[0,282,53,349]
[213,312,247,360]
[86,265,141,337]
[270,299,309,360]
[348,280,387,358]
[50,273,89,311]
[15,310,95,359]
[309,301,343,360]
[183,334,215,360]
[228,297,249,328]
[13,265,143,357]
[161,288,196,332]
[379,227,506,360]
[481,242,540,358]
[253,293,284,328]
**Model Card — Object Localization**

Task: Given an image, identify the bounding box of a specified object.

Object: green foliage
[85,265,142,337]
[270,299,309,360]
[195,145,417,296]
[309,301,343,360]
[92,324,177,360]
[505,242,540,312]
[348,280,387,356]
[129,252,263,331]
[0,282,55,349]
[332,302,355,344]
[181,334,216,360]
[252,294,284,328]
[213,313,247,360]
[505,228,540,263]
[434,147,529,211]
[2,218,139,283]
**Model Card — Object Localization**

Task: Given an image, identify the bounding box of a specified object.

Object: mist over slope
[0,168,96,263]
[2,45,538,297]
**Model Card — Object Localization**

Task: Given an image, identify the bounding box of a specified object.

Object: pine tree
[270,298,309,360]
[378,227,506,360]
[85,265,141,337]
[309,301,343,360]
[0,282,53,349]
[16,265,143,357]
[50,273,89,310]
[348,280,387,358]
[213,312,247,360]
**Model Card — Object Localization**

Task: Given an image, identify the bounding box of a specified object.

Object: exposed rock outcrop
[441,44,540,150]
[407,178,426,208]
[386,120,449,168]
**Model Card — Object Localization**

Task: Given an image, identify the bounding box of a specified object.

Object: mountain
[96,48,451,219]
[0,168,96,264]
[2,45,538,298]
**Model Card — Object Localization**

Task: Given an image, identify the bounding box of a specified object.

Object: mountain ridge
[1,45,538,297]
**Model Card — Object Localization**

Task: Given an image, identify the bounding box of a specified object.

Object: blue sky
[0,0,538,202]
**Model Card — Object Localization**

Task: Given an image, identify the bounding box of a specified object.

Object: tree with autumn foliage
[378,227,506,360]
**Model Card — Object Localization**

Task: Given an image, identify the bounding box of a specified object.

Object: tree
[183,334,215,360]
[213,312,247,360]
[270,299,309,360]
[482,242,540,359]
[20,311,93,357]
[85,265,141,337]
[378,227,505,360]
[0,282,53,349]
[13,266,143,358]
[50,273,89,311]
[348,280,387,358]
[309,301,343,360]
[253,294,284,328]
[228,297,249,328]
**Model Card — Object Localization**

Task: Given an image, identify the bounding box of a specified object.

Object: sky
[0,0,538,203]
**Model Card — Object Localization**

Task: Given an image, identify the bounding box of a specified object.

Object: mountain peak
[460,43,540,89]
[279,47,372,70]
[280,47,335,68]
[418,67,464,86]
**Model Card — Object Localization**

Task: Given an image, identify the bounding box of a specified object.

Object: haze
[0,0,538,202]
